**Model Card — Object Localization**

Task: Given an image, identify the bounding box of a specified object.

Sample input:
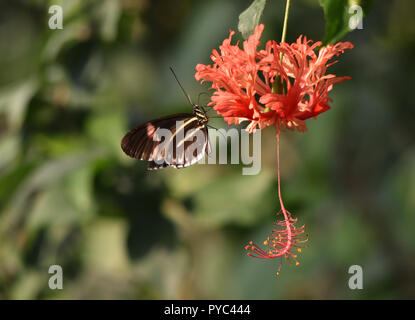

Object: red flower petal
[195,24,353,132]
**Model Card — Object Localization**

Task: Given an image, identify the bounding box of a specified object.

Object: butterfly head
[193,105,209,125]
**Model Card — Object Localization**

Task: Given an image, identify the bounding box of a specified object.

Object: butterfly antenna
[197,92,211,106]
[169,67,193,106]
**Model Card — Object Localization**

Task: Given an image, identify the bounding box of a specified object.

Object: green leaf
[238,0,267,40]
[26,186,84,233]
[0,135,19,172]
[0,78,38,132]
[319,0,373,44]
[0,150,106,234]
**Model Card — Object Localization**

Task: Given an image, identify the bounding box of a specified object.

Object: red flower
[195,24,352,275]
[195,24,353,132]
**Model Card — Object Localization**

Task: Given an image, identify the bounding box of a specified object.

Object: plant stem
[280,0,291,43]
[274,0,291,93]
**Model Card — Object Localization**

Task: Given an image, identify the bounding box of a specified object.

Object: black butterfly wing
[121,114,210,170]
[121,113,188,160]
[148,123,211,170]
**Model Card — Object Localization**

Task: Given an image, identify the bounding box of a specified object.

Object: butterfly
[121,68,212,170]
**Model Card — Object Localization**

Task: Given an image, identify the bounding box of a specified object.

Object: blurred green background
[0,0,414,299]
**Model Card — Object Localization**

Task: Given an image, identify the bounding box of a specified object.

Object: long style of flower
[244,133,308,275]
[195,24,352,276]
